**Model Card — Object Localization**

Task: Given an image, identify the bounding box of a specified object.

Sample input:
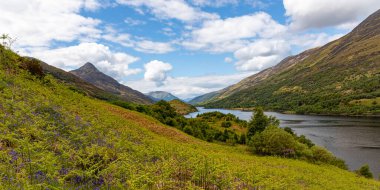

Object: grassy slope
[0,50,379,189]
[168,99,198,115]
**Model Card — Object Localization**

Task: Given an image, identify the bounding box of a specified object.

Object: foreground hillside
[1,48,379,189]
[201,9,380,115]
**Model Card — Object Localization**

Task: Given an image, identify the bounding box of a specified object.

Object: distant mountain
[201,9,380,115]
[70,63,152,104]
[188,91,220,105]
[146,91,179,101]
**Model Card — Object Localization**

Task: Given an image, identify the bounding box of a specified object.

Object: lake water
[186,107,380,177]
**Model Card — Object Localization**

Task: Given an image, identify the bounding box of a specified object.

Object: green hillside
[1,46,379,189]
[202,10,380,116]
[168,99,198,115]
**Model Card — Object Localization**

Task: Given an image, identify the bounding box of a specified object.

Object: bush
[221,121,232,128]
[249,126,297,157]
[20,58,45,78]
[355,164,373,179]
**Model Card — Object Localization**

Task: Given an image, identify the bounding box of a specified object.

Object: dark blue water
[186,107,380,177]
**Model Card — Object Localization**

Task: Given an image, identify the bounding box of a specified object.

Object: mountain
[1,44,379,189]
[70,62,152,104]
[188,91,221,105]
[146,91,179,101]
[202,9,380,115]
[168,99,198,115]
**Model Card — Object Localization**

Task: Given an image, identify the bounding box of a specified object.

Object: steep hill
[146,91,179,101]
[168,99,198,115]
[1,44,379,189]
[203,9,380,115]
[70,63,152,104]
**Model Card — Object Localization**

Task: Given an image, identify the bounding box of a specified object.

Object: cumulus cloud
[116,0,219,22]
[284,0,380,30]
[234,39,291,71]
[128,72,253,99]
[0,0,101,48]
[144,60,173,86]
[28,43,141,79]
[183,12,286,52]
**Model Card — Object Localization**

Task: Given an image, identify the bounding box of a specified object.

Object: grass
[1,47,380,189]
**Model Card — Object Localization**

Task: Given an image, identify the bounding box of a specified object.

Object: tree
[247,107,279,139]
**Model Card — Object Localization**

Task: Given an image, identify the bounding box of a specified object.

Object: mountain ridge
[200,9,380,115]
[70,62,152,104]
[146,91,180,102]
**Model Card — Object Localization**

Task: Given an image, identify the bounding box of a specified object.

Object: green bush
[249,126,297,157]
[355,164,373,179]
[247,107,279,139]
[221,121,232,128]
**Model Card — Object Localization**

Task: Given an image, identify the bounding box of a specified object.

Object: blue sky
[1,0,380,98]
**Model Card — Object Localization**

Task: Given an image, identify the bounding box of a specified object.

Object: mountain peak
[146,91,180,101]
[78,62,99,72]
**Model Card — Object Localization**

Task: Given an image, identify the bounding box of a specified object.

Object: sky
[1,0,380,99]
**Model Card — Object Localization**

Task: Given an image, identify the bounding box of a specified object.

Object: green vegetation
[356,165,374,179]
[1,45,380,189]
[168,99,198,115]
[201,11,380,116]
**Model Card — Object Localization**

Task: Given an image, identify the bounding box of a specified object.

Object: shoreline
[198,107,380,118]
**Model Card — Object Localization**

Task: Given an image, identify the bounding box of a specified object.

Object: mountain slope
[189,90,220,105]
[37,60,137,103]
[146,91,179,101]
[203,9,380,115]
[70,63,152,104]
[1,45,379,189]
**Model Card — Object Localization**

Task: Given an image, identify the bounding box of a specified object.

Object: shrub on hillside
[221,121,232,128]
[247,107,279,139]
[249,126,298,157]
[249,126,347,169]
[19,58,44,78]
[355,164,373,179]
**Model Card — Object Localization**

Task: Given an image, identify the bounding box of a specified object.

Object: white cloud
[0,0,101,48]
[127,72,253,99]
[144,60,173,86]
[27,42,141,79]
[234,39,291,71]
[117,0,219,22]
[190,0,238,7]
[183,12,286,52]
[290,33,344,50]
[224,57,233,63]
[124,17,147,26]
[284,0,380,30]
[135,40,175,54]
[102,27,175,54]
